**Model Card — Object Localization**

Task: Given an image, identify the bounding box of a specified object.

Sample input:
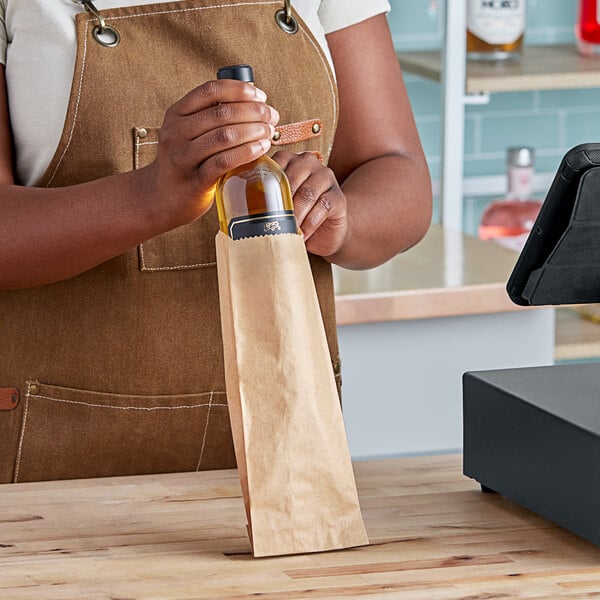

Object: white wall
[338,309,555,459]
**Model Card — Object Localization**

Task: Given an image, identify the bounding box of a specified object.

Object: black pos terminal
[463,143,600,547]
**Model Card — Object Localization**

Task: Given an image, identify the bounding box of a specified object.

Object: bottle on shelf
[576,0,600,56]
[467,0,526,62]
[478,147,542,252]
[214,64,298,240]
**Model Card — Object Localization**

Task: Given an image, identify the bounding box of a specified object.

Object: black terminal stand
[463,144,600,548]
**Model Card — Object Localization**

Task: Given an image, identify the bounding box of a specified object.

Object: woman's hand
[271,150,348,258]
[145,79,279,229]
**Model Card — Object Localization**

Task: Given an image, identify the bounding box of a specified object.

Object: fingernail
[268,124,276,137]
[255,87,267,101]
[269,106,280,123]
[260,138,271,151]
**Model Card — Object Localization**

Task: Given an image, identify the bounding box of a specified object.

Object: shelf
[398,44,600,94]
[333,224,534,325]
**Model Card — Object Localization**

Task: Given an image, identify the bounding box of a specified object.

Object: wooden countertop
[2,455,600,599]
[334,224,530,325]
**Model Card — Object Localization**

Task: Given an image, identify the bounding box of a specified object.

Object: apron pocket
[13,381,234,483]
[133,126,218,272]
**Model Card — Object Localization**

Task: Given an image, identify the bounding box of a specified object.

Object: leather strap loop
[0,388,19,411]
[272,119,323,146]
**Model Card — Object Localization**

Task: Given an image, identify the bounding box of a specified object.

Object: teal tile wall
[388,0,600,234]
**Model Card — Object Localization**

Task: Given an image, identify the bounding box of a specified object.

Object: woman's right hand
[144,79,279,229]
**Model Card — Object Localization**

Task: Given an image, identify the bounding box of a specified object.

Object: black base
[464,363,600,548]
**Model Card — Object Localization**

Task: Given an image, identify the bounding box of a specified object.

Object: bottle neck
[507,164,534,200]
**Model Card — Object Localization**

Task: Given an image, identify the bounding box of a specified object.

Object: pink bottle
[478,147,542,252]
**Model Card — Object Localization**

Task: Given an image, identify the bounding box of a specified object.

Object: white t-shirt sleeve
[318,0,391,35]
[0,0,6,65]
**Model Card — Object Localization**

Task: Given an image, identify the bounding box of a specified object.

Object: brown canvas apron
[0,0,340,483]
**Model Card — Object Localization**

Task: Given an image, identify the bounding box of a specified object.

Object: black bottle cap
[216,64,254,83]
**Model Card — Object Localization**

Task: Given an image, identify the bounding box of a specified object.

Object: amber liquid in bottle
[467,0,525,61]
[214,64,298,240]
[467,30,524,60]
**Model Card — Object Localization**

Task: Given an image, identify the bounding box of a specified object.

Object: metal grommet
[92,24,121,48]
[75,0,122,47]
[275,8,298,34]
[29,384,39,396]
[272,131,281,141]
[312,123,321,134]
[137,128,148,139]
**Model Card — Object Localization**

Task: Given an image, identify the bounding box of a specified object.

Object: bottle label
[228,210,297,240]
[508,165,534,199]
[468,0,526,45]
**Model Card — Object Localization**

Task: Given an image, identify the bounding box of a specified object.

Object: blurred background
[389,0,593,233]
[338,1,600,459]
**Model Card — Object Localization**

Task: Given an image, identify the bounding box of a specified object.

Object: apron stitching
[140,262,218,271]
[27,385,224,399]
[139,242,146,268]
[134,135,159,171]
[139,237,217,271]
[196,391,214,471]
[13,382,32,483]
[27,393,227,411]
[46,21,90,188]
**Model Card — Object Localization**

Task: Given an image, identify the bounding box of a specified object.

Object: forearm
[327,153,432,270]
[0,166,170,290]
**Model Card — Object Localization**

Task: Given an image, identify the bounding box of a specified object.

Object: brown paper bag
[215,231,368,557]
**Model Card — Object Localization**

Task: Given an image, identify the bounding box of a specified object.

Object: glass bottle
[214,64,298,240]
[576,0,600,56]
[467,0,526,62]
[478,147,542,252]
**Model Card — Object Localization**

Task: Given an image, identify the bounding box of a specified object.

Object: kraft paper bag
[215,231,368,557]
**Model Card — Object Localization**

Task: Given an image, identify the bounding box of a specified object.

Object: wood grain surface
[2,455,600,599]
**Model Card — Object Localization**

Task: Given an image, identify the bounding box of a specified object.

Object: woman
[0,0,431,483]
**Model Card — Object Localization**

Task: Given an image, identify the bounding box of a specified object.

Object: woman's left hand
[271,150,347,258]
